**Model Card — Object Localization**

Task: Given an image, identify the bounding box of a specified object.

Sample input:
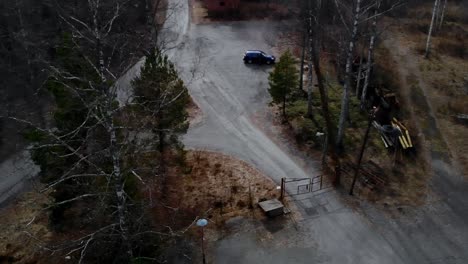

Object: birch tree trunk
[434,0,441,30]
[361,1,381,108]
[108,110,133,258]
[438,0,448,29]
[425,0,439,58]
[91,1,132,254]
[336,0,362,149]
[355,50,364,96]
[300,31,306,93]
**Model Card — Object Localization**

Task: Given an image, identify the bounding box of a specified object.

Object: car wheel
[248,60,253,64]
[266,60,271,65]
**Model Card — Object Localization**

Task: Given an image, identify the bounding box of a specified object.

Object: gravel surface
[173,4,468,263]
[0,150,39,206]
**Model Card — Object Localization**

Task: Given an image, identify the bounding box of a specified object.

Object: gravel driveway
[173,8,468,264]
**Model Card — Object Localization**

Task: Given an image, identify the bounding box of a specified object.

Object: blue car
[243,50,276,65]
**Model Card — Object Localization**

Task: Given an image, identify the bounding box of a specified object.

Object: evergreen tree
[268,50,299,119]
[24,40,166,262]
[131,49,189,171]
[27,32,102,229]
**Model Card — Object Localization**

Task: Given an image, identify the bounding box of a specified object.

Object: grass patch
[444,4,468,24]
[436,38,468,59]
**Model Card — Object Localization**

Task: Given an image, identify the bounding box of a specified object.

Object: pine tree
[26,32,102,228]
[268,50,299,119]
[131,48,189,171]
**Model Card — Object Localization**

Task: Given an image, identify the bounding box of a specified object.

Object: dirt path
[382,26,465,176]
[383,32,441,157]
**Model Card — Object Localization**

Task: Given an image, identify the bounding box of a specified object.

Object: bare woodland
[268,0,466,189]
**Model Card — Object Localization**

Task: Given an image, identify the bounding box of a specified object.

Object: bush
[286,100,308,117]
[295,118,316,143]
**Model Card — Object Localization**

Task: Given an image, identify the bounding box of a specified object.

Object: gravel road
[173,5,468,263]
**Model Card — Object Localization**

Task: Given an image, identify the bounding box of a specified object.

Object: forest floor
[0,190,51,263]
[382,7,468,176]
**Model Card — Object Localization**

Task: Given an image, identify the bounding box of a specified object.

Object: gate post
[280,178,285,201]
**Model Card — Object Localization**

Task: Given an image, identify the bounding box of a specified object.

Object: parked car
[243,50,275,65]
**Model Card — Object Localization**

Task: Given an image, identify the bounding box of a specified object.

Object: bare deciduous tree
[336,0,363,149]
[425,0,440,58]
[360,0,381,108]
[7,0,191,262]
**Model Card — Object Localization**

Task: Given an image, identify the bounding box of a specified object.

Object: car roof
[245,50,265,54]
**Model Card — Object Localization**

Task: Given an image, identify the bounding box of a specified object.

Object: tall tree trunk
[361,1,381,109]
[307,0,337,170]
[336,0,362,149]
[306,10,314,118]
[355,48,365,97]
[354,55,364,97]
[425,0,439,58]
[93,1,131,256]
[102,44,131,258]
[438,0,447,29]
[158,109,166,175]
[434,0,441,31]
[105,79,132,257]
[109,116,133,259]
[311,40,338,170]
[306,53,314,117]
[159,129,165,169]
[299,31,306,93]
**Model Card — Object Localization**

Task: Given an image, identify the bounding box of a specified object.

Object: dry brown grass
[444,3,468,24]
[151,150,281,233]
[189,0,209,24]
[0,191,52,264]
[436,38,467,59]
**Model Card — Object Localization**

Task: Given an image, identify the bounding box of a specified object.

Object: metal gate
[280,175,332,200]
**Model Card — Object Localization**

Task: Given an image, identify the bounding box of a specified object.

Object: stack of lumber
[373,118,413,149]
[391,118,413,149]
